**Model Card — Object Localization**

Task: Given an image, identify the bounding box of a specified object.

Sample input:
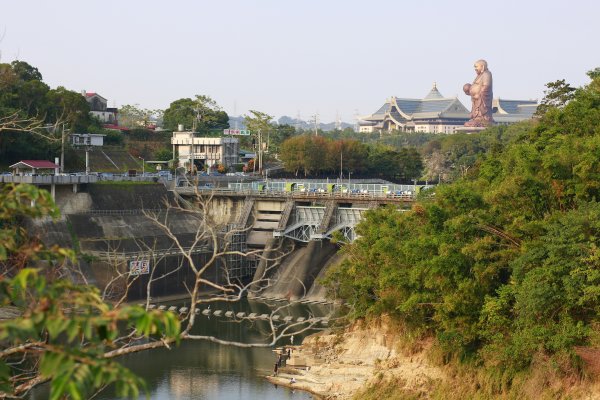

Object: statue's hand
[463,83,471,95]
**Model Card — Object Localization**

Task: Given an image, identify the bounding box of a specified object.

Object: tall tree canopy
[0,61,94,166]
[162,95,229,133]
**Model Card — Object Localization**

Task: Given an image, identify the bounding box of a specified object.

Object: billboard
[129,260,150,275]
[223,129,251,136]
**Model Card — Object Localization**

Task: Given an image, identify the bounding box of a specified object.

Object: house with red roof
[9,160,60,175]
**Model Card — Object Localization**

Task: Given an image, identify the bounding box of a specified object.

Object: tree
[154,147,173,162]
[0,61,88,168]
[162,95,229,133]
[119,104,163,128]
[0,184,180,398]
[45,86,92,132]
[534,79,576,117]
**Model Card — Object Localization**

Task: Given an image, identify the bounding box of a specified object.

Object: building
[9,160,60,175]
[359,84,538,134]
[359,84,470,134]
[70,133,106,147]
[82,92,119,125]
[492,98,538,124]
[171,130,239,172]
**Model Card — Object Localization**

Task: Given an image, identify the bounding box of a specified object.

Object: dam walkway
[174,180,431,244]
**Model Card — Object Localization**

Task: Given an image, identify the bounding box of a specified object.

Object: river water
[30,299,333,400]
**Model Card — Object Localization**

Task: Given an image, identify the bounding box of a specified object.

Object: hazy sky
[1,0,599,123]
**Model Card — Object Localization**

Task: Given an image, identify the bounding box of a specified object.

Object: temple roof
[423,83,445,100]
[361,86,538,128]
[493,99,538,117]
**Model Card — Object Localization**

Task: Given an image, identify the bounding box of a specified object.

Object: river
[29,298,334,400]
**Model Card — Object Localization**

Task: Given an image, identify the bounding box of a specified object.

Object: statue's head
[463,83,472,95]
[474,59,488,75]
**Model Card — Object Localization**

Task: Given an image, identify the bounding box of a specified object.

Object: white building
[171,130,239,172]
[82,92,118,124]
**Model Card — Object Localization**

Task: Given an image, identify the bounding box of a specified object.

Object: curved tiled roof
[493,99,538,116]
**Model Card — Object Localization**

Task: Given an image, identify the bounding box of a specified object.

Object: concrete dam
[29,182,372,302]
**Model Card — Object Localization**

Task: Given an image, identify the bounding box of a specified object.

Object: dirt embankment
[267,317,444,399]
[267,317,600,400]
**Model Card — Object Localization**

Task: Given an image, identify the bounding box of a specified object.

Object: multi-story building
[171,129,239,172]
[82,92,119,125]
[359,84,538,134]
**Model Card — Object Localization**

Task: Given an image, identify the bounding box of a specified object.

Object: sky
[1,0,599,123]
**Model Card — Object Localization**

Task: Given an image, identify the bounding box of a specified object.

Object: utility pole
[340,151,343,181]
[311,113,319,136]
[85,146,92,175]
[60,123,66,173]
[258,129,263,175]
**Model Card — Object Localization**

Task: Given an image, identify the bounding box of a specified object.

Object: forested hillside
[327,68,600,396]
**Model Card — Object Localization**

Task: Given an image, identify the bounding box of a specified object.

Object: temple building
[491,98,538,124]
[359,84,538,134]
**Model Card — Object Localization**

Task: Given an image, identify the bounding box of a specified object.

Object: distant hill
[228,115,354,132]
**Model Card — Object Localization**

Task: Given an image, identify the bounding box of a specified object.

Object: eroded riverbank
[267,317,600,400]
[267,317,444,399]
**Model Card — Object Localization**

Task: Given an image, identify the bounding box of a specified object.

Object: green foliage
[118,104,162,128]
[154,147,173,161]
[0,184,181,398]
[0,269,180,399]
[327,68,600,383]
[162,95,229,133]
[279,135,422,180]
[0,61,95,167]
[534,79,576,117]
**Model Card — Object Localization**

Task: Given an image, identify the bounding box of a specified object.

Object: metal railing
[76,209,166,216]
[174,186,417,201]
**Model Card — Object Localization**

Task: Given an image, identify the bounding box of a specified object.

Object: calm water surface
[31,299,331,400]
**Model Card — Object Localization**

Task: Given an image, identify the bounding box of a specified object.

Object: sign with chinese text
[223,129,251,136]
[129,260,150,275]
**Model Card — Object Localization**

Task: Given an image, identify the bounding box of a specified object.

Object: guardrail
[75,209,166,216]
[173,187,416,201]
[87,245,212,260]
[0,175,99,184]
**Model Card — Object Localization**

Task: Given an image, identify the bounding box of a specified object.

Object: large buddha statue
[463,59,494,127]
